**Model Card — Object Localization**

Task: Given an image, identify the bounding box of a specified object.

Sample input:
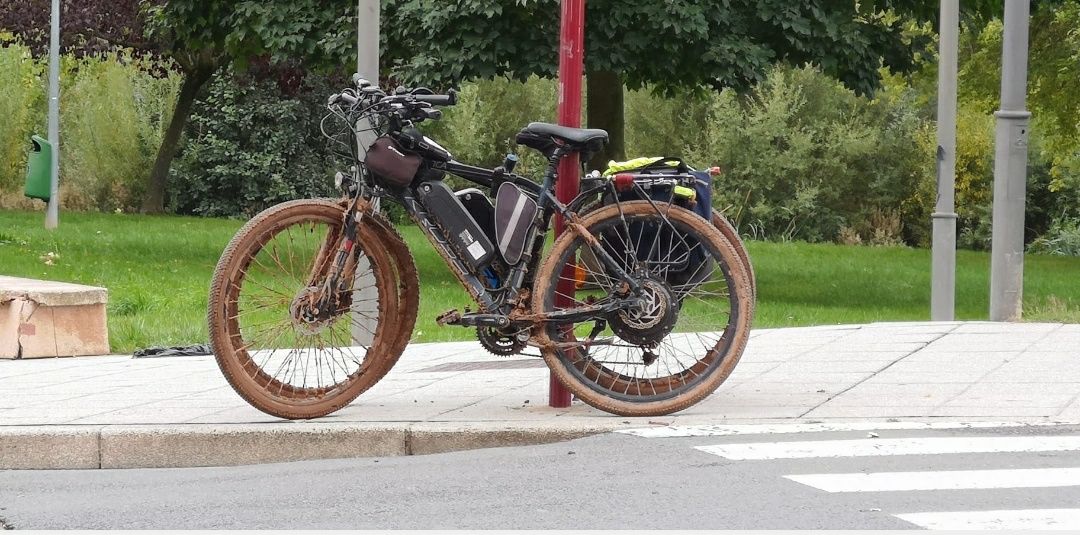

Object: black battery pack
[455,188,497,246]
[418,181,496,272]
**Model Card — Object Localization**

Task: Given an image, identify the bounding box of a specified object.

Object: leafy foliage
[683,66,931,244]
[382,0,931,96]
[168,68,339,217]
[0,0,152,57]
[1030,219,1080,257]
[0,42,180,211]
[0,40,44,198]
[1,0,359,212]
[61,52,181,211]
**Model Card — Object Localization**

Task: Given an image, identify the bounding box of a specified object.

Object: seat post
[540,146,570,196]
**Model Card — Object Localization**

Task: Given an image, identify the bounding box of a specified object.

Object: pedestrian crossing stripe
[695,435,1080,460]
[895,509,1080,530]
[618,420,1075,438]
[785,467,1080,493]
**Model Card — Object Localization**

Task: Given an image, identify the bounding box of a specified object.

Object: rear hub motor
[609,278,679,347]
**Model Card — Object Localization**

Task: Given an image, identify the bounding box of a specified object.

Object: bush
[62,53,180,212]
[623,87,710,162]
[0,43,179,212]
[168,68,342,217]
[1029,219,1080,257]
[684,65,932,244]
[422,76,557,177]
[0,42,45,203]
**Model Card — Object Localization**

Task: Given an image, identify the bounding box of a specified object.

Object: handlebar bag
[365,136,422,187]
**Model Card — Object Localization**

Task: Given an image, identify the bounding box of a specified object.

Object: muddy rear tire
[533,201,754,417]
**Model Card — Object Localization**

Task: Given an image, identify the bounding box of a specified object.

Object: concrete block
[0,276,109,359]
[99,424,407,468]
[0,426,101,469]
[406,423,608,456]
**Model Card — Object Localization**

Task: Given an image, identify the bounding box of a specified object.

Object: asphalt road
[3,423,1080,529]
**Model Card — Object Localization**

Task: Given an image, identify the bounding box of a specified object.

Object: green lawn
[2,209,1078,354]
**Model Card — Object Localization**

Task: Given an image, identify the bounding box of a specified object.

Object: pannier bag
[591,156,716,289]
[365,136,422,187]
[601,156,712,221]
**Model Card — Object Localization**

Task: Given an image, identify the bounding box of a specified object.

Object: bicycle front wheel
[208,199,403,419]
[533,201,754,417]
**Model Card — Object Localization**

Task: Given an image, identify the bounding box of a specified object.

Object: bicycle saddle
[516,122,609,155]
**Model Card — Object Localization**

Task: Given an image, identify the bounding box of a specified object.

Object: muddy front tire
[207,199,410,419]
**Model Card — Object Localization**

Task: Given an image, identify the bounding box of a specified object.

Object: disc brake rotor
[609,278,679,347]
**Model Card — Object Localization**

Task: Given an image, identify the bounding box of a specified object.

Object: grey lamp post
[931,0,959,321]
[45,0,60,229]
[352,0,381,346]
[989,0,1032,321]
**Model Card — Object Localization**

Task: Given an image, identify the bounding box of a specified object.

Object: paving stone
[3,322,1079,469]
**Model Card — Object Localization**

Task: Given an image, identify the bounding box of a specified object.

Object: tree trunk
[141,66,216,213]
[586,70,625,172]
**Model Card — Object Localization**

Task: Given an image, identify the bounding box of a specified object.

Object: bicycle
[207,75,755,419]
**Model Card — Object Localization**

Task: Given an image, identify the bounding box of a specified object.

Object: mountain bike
[207,75,754,419]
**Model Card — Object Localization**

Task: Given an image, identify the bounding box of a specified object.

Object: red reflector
[708,166,722,176]
[613,173,635,191]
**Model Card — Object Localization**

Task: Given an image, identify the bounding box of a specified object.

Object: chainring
[476,326,527,356]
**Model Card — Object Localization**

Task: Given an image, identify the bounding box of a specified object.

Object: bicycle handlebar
[412,89,457,106]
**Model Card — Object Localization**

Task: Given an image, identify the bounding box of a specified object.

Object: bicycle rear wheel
[533,201,754,417]
[208,199,403,419]
[711,209,756,295]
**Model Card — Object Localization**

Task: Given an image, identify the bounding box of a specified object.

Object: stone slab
[0,275,108,306]
[1,299,108,359]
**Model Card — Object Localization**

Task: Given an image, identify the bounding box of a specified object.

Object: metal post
[354,0,380,153]
[351,0,381,347]
[550,0,585,409]
[44,0,60,229]
[931,0,959,321]
[357,0,379,85]
[989,0,1031,321]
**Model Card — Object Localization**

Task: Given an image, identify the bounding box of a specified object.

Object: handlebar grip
[351,73,371,88]
[413,88,457,106]
[339,92,358,105]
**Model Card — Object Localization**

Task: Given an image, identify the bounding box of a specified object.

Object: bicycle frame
[368,145,645,326]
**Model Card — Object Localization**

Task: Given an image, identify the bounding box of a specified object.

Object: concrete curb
[0,422,616,470]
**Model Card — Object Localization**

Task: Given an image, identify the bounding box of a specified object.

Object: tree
[380,1,936,168]
[951,2,1080,223]
[0,0,150,56]
[137,1,355,212]
[1,0,353,213]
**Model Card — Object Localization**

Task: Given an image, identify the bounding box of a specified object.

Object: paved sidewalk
[2,322,1079,469]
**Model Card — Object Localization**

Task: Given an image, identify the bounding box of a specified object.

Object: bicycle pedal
[436,309,462,326]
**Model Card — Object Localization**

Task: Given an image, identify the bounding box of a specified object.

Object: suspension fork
[301,196,364,315]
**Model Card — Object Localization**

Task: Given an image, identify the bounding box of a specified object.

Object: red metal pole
[550,0,585,408]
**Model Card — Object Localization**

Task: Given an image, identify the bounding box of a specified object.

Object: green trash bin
[25,135,53,202]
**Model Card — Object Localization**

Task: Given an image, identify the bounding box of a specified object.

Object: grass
[2,208,1079,354]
